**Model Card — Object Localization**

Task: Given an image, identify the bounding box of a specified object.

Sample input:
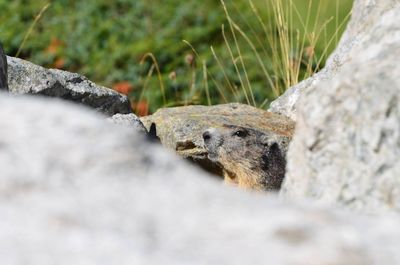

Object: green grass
[0,0,353,114]
[213,0,353,108]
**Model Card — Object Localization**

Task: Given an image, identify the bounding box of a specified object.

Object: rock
[108,113,147,133]
[140,103,294,176]
[269,0,399,120]
[1,93,400,264]
[268,69,330,120]
[0,44,7,90]
[7,56,131,116]
[281,3,400,213]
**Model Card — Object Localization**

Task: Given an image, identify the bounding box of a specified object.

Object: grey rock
[108,113,147,133]
[269,0,399,120]
[1,93,400,264]
[268,67,335,120]
[281,3,400,213]
[0,44,7,90]
[7,56,131,116]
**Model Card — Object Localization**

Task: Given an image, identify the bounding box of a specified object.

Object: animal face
[205,125,258,154]
[203,124,287,191]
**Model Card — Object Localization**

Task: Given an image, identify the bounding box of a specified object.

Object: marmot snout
[203,124,289,191]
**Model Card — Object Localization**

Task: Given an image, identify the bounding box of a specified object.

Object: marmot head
[202,124,289,191]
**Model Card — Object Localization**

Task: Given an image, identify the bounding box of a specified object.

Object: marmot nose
[203,131,212,143]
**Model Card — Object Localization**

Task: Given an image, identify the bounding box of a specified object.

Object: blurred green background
[0,0,353,115]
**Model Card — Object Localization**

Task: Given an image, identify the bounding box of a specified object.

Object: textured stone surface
[0,44,7,90]
[141,103,294,176]
[269,0,399,120]
[7,56,131,116]
[268,69,330,120]
[108,113,147,133]
[1,93,400,264]
[281,3,400,213]
[141,103,294,159]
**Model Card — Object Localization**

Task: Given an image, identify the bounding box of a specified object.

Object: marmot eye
[233,130,248,138]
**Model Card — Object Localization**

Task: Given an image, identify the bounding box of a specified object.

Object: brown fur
[203,124,290,191]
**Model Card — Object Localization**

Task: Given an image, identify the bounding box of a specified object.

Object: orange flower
[113,81,134,95]
[133,100,149,117]
[53,58,65,69]
[46,38,64,55]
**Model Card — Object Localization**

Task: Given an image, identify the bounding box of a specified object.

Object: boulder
[108,113,147,133]
[269,0,399,120]
[7,56,131,116]
[140,103,294,175]
[281,2,400,213]
[0,44,7,90]
[1,93,400,264]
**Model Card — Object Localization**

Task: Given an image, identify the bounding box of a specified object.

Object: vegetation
[0,0,353,115]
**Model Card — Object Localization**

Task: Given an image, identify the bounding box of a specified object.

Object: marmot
[203,124,290,191]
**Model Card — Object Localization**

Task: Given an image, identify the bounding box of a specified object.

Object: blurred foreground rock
[281,1,400,213]
[7,56,131,116]
[1,93,400,264]
[269,0,399,120]
[141,103,294,175]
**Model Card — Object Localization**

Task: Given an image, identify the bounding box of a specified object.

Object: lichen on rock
[7,56,131,116]
[281,1,400,213]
